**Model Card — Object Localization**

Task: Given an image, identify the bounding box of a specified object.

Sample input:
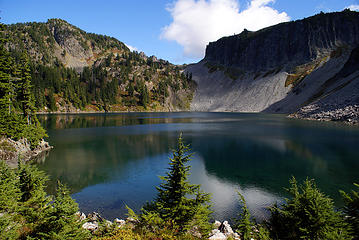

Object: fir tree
[17,162,52,236]
[16,53,36,124]
[0,23,15,116]
[268,177,350,240]
[0,161,21,240]
[35,181,90,240]
[141,134,212,234]
[0,23,46,148]
[235,191,270,240]
[235,191,253,240]
[340,183,359,238]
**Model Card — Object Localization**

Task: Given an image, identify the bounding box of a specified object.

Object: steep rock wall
[187,10,359,123]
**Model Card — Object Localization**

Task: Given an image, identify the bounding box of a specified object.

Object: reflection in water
[37,113,359,221]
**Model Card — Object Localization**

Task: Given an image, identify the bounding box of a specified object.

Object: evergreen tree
[268,177,350,240]
[340,183,359,238]
[0,161,21,240]
[138,81,149,108]
[17,162,52,236]
[141,134,212,234]
[47,89,57,111]
[0,23,46,148]
[16,53,36,124]
[235,191,270,240]
[35,181,90,240]
[0,23,15,116]
[235,191,253,240]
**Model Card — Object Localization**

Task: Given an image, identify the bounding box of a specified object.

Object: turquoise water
[37,112,359,222]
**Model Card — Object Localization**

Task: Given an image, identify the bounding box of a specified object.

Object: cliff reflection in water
[37,113,359,221]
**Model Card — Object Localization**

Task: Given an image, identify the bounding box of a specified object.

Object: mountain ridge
[5,19,195,112]
[187,10,359,124]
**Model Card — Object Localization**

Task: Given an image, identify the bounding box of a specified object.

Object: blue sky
[1,0,358,64]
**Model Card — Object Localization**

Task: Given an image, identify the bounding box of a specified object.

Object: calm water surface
[37,112,359,222]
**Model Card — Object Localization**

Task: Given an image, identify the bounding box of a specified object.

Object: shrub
[268,177,350,240]
[340,183,359,238]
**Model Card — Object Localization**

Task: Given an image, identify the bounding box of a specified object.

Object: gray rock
[219,221,234,235]
[75,212,87,221]
[205,11,359,73]
[0,138,52,168]
[213,220,222,229]
[114,218,126,228]
[209,231,227,240]
[87,212,104,222]
[186,11,359,125]
[105,220,113,227]
[82,222,98,231]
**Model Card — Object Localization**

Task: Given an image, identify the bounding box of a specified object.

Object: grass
[285,56,329,87]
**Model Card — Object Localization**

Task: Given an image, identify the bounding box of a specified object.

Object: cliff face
[205,10,359,72]
[188,10,359,123]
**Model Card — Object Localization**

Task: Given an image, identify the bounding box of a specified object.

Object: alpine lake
[36,112,359,222]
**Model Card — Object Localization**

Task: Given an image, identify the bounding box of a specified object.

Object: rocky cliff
[187,10,359,124]
[205,10,359,72]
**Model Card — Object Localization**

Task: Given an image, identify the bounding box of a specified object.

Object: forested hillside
[4,19,195,112]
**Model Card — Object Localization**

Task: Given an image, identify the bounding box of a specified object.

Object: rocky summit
[187,10,359,124]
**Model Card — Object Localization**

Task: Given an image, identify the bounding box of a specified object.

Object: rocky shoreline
[0,138,53,167]
[78,211,242,240]
[290,104,359,125]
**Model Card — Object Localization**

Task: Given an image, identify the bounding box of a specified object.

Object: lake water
[37,112,359,222]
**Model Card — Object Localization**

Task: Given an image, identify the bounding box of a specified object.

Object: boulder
[213,220,222,229]
[87,212,104,222]
[209,230,226,240]
[75,211,87,221]
[82,222,98,231]
[114,218,126,228]
[219,221,234,235]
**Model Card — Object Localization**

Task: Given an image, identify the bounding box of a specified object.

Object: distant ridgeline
[4,19,195,112]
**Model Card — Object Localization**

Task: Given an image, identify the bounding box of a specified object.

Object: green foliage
[141,134,212,236]
[17,161,52,237]
[268,177,350,240]
[0,112,47,148]
[0,161,21,240]
[0,161,89,239]
[235,191,270,240]
[5,18,195,112]
[35,181,90,240]
[0,23,47,148]
[137,80,149,108]
[340,183,359,238]
[235,191,253,240]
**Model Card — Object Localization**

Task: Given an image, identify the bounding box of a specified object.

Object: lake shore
[0,138,53,167]
[36,109,359,126]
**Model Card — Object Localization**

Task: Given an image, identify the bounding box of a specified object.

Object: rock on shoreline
[79,211,242,239]
[0,138,53,167]
[290,104,359,125]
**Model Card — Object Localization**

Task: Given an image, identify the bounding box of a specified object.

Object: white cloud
[125,44,138,52]
[346,4,359,11]
[161,0,290,58]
